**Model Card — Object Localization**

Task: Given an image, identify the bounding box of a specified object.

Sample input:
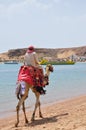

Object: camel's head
[44,64,53,86]
[46,64,53,72]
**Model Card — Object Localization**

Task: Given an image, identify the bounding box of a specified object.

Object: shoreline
[0,94,85,119]
[0,95,86,130]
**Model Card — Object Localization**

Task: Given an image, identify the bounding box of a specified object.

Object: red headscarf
[27,46,35,53]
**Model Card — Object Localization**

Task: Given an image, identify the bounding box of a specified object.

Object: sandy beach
[0,95,86,130]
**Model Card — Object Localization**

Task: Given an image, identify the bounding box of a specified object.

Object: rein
[44,74,49,85]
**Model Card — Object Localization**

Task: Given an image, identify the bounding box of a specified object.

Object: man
[24,46,41,68]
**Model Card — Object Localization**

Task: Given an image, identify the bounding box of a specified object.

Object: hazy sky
[0,0,86,53]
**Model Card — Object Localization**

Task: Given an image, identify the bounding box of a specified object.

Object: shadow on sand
[29,112,68,127]
[11,112,68,129]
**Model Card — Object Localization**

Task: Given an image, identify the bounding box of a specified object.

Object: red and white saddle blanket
[17,65,44,87]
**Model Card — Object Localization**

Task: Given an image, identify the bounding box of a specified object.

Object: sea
[0,62,86,119]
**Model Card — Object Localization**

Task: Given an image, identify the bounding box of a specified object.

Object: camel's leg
[15,104,19,127]
[31,99,38,121]
[38,100,43,118]
[22,102,28,125]
[31,92,43,121]
[15,95,28,127]
[15,83,30,127]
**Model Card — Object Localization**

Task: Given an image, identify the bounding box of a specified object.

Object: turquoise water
[0,62,86,118]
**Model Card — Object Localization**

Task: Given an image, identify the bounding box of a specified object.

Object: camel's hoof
[25,119,29,126]
[15,123,18,127]
[39,112,43,118]
[31,118,35,122]
[40,115,43,118]
[40,115,44,118]
[25,122,29,126]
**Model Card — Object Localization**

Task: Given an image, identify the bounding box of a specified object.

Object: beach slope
[0,95,86,130]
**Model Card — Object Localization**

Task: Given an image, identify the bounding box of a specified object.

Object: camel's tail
[15,82,21,100]
[17,93,20,100]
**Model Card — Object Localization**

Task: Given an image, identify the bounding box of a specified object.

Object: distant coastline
[0,46,86,63]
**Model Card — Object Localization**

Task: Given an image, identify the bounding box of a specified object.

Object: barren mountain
[0,46,86,62]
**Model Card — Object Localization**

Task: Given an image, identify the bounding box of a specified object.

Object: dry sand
[0,95,86,130]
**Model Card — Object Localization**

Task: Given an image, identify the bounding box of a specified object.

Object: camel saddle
[17,65,45,87]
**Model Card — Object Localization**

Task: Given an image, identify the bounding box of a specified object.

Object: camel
[15,64,53,127]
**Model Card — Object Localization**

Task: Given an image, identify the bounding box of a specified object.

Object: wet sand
[0,95,86,130]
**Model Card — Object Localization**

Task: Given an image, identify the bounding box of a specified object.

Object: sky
[0,0,86,53]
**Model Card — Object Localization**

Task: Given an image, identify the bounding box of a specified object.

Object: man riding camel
[16,45,46,98]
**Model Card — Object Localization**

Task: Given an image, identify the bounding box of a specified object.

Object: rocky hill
[0,46,86,62]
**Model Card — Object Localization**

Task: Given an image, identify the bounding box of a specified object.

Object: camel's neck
[45,70,50,77]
